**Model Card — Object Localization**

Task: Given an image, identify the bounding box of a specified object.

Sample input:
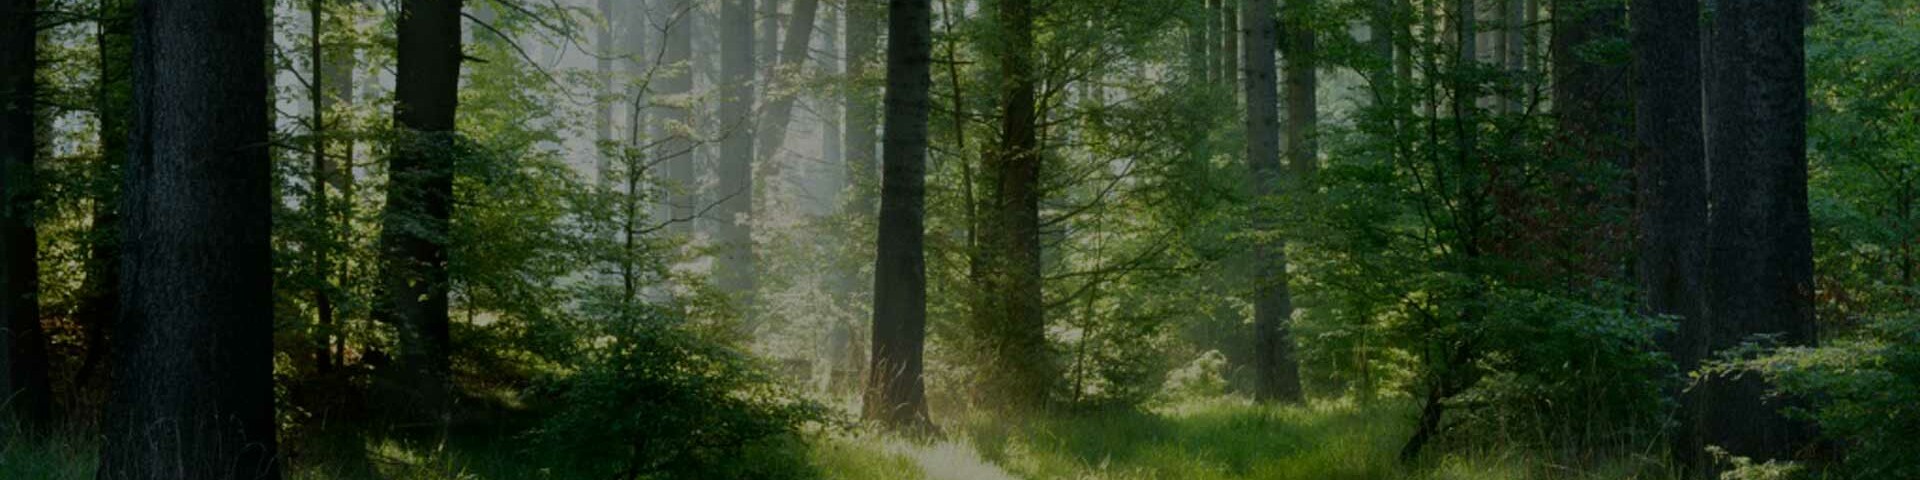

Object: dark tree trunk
[380,0,462,413]
[97,0,280,475]
[1703,0,1817,466]
[717,0,758,312]
[754,0,822,162]
[0,0,51,430]
[1283,0,1318,180]
[1550,0,1630,288]
[1246,0,1301,403]
[77,0,134,392]
[972,0,1053,412]
[1629,0,1708,471]
[864,0,934,432]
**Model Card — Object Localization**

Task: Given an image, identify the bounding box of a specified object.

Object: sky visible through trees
[2,0,1918,479]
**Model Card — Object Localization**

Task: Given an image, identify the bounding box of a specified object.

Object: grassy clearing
[954,398,1674,480]
[2,399,1678,479]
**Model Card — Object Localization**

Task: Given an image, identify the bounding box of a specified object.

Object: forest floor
[1,398,1672,479]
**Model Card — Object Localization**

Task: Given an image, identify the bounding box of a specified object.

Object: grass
[2,398,1679,479]
[952,397,1675,480]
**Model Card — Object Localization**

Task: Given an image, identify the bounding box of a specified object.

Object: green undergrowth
[954,398,1675,480]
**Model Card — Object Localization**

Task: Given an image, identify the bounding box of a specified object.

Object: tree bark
[974,0,1053,411]
[1247,0,1302,403]
[97,0,279,474]
[380,0,462,413]
[0,0,51,431]
[865,0,934,432]
[1629,0,1707,471]
[1703,0,1817,466]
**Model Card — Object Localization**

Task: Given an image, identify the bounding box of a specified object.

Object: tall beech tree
[1245,0,1300,403]
[973,0,1053,411]
[0,0,51,430]
[1702,0,1817,466]
[1630,0,1708,470]
[717,0,758,310]
[662,0,695,235]
[97,0,279,475]
[379,0,463,410]
[865,0,933,431]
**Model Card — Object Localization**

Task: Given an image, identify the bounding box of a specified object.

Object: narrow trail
[885,440,1019,480]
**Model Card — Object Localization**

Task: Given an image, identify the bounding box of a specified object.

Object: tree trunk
[716,0,758,312]
[865,0,934,432]
[846,0,881,215]
[97,0,279,474]
[1223,0,1239,90]
[974,0,1053,411]
[596,0,616,186]
[1550,0,1629,289]
[76,0,134,391]
[1703,0,1816,466]
[1630,0,1708,472]
[380,0,463,414]
[0,0,51,431]
[661,0,695,236]
[754,0,822,162]
[1247,0,1302,403]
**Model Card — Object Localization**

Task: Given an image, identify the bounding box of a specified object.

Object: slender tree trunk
[865,0,934,432]
[97,0,279,474]
[1223,0,1239,90]
[975,0,1052,411]
[1703,0,1816,467]
[1208,0,1224,83]
[1284,0,1318,180]
[380,0,462,414]
[661,0,695,235]
[0,0,51,431]
[754,0,822,162]
[1247,0,1301,403]
[309,0,336,374]
[846,0,881,216]
[718,0,758,313]
[77,0,134,390]
[1630,0,1708,472]
[596,0,616,186]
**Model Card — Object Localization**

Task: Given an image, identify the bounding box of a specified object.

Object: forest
[0,0,1915,478]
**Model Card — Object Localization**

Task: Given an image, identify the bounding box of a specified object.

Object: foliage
[1709,314,1920,479]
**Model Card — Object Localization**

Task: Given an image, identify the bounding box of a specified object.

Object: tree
[1629,0,1707,470]
[1702,0,1817,466]
[1549,0,1629,289]
[1245,0,1301,403]
[0,0,51,430]
[379,0,463,411]
[717,0,757,311]
[76,0,134,387]
[973,0,1054,411]
[754,0,820,163]
[865,0,934,431]
[660,0,695,236]
[96,0,279,474]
